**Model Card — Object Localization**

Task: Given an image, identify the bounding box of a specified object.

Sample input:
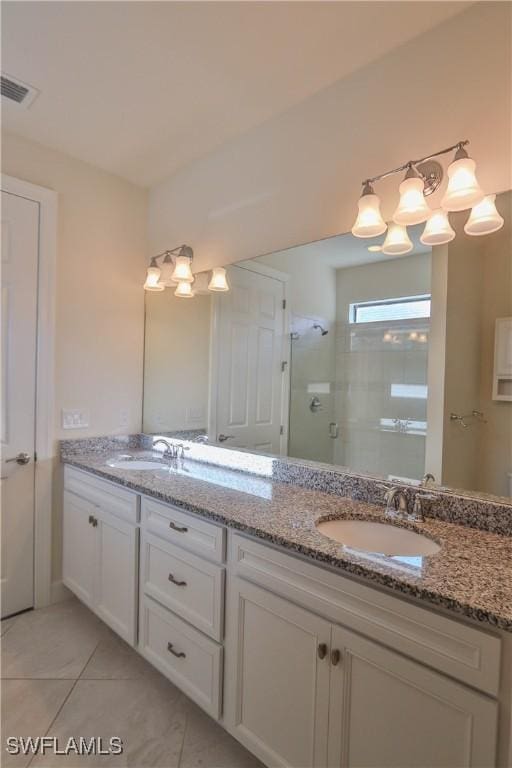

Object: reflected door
[1,190,39,617]
[211,266,286,454]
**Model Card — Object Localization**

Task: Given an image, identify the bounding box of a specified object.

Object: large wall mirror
[143,190,512,500]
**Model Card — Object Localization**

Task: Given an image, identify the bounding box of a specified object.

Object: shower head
[313,324,328,336]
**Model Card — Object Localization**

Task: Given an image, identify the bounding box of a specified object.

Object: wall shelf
[492,317,512,401]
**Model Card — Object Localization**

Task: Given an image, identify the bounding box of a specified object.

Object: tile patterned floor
[1,599,263,768]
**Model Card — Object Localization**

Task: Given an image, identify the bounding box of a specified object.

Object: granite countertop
[61,448,512,632]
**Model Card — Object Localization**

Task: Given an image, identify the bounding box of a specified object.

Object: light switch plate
[62,409,89,430]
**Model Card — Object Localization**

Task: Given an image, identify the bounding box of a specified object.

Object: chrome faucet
[153,439,175,461]
[382,486,409,519]
[421,472,436,488]
[412,492,436,522]
[153,439,190,462]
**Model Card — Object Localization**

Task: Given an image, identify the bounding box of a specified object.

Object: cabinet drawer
[229,533,501,696]
[142,497,225,563]
[141,532,224,641]
[64,465,139,524]
[139,595,222,719]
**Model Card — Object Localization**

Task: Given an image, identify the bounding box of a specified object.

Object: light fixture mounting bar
[363,140,469,186]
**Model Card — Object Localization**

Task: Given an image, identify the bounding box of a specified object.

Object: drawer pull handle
[331,649,341,666]
[168,573,187,587]
[169,521,188,533]
[167,642,186,659]
[317,643,328,660]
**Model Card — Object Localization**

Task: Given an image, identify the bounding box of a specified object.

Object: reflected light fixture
[143,257,164,291]
[352,140,501,252]
[464,194,504,236]
[351,181,387,238]
[175,280,195,298]
[143,245,230,298]
[382,223,413,256]
[367,244,382,252]
[208,267,230,292]
[393,165,431,225]
[420,209,456,246]
[441,145,484,212]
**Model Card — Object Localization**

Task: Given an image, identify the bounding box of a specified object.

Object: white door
[62,490,97,609]
[225,578,331,768]
[1,190,39,618]
[95,507,138,645]
[328,625,497,768]
[213,266,286,453]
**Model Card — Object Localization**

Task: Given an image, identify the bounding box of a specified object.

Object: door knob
[218,434,235,442]
[5,452,30,465]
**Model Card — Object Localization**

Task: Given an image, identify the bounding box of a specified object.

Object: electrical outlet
[62,409,89,430]
[119,409,129,429]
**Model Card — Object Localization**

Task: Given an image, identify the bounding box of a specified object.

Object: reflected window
[349,294,431,324]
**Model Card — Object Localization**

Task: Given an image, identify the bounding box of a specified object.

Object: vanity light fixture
[143,245,230,298]
[441,145,484,212]
[420,209,456,246]
[393,165,431,226]
[174,280,195,298]
[464,194,504,236]
[352,140,500,248]
[351,181,387,238]
[382,223,413,256]
[208,267,230,292]
[143,257,165,291]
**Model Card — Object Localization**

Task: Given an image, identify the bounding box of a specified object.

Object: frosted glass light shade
[382,223,413,255]
[174,280,195,298]
[420,209,455,246]
[464,194,504,236]
[352,193,387,238]
[143,266,164,291]
[393,177,430,225]
[441,157,484,212]
[171,256,194,283]
[208,267,229,292]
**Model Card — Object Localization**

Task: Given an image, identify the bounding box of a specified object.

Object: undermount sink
[316,519,440,557]
[107,458,166,470]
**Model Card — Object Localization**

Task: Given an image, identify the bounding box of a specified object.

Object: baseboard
[51,580,72,604]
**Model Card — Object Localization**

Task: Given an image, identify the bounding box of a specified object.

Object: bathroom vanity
[60,440,512,768]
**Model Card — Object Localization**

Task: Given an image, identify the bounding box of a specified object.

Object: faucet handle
[412,492,436,520]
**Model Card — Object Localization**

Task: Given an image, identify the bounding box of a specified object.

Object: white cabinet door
[328,625,498,768]
[225,578,331,768]
[62,490,96,609]
[95,508,138,645]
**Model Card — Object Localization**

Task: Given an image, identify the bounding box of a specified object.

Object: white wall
[149,3,511,272]
[2,131,148,585]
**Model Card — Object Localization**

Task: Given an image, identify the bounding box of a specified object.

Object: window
[349,294,431,324]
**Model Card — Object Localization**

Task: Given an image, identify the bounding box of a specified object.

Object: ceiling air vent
[1,73,39,108]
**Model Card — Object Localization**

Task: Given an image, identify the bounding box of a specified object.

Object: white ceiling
[258,225,430,272]
[2,1,470,187]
